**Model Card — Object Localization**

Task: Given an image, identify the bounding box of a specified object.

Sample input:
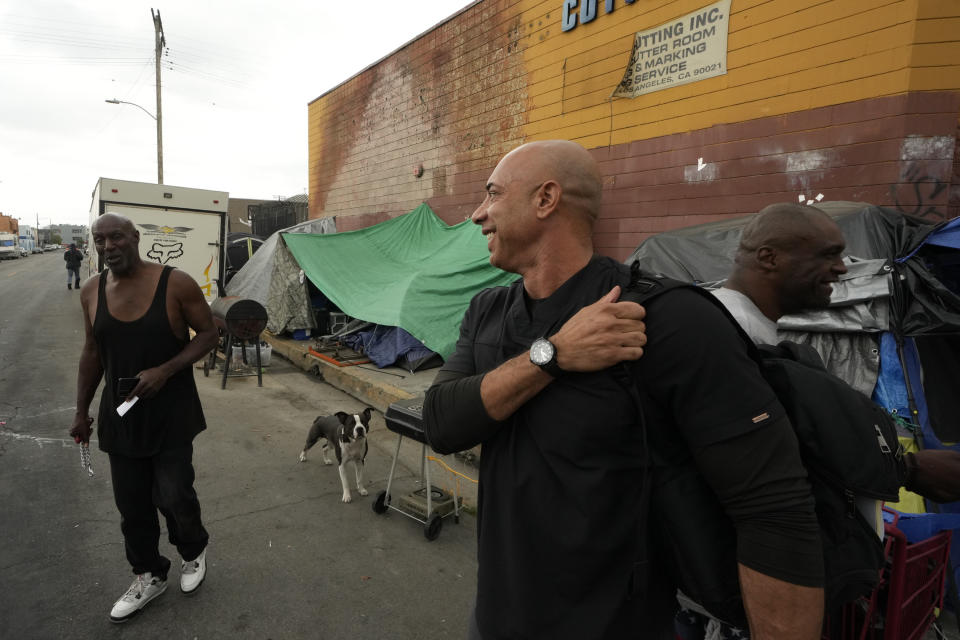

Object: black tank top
[94,266,206,456]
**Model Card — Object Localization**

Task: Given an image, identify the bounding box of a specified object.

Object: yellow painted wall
[307,0,959,227]
[517,0,960,147]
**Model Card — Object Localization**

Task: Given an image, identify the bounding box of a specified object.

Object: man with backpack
[423,140,825,640]
[675,202,960,639]
[64,242,83,290]
[716,202,960,506]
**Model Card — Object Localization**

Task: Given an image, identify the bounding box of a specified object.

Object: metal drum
[210,296,267,340]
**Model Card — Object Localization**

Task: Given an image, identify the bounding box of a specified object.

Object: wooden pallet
[308,344,371,367]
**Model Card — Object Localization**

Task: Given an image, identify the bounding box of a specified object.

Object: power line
[165,60,249,88]
[0,12,259,80]
[0,31,146,52]
[123,59,156,98]
[2,12,146,35]
[0,55,152,65]
[0,17,148,53]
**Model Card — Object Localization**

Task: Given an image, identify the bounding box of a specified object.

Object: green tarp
[283,203,518,359]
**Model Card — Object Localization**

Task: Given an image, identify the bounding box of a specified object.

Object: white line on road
[25,405,80,418]
[0,428,96,448]
[14,405,78,420]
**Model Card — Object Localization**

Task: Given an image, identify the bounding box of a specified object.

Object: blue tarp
[342,325,438,370]
[912,216,960,255]
[883,509,960,544]
[872,333,931,443]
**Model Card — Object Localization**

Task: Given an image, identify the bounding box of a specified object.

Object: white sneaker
[109,573,167,623]
[180,549,207,594]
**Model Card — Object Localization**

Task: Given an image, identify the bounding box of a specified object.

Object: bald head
[92,213,141,274]
[727,202,848,318]
[472,140,602,288]
[504,140,602,226]
[737,203,839,261]
[92,212,136,234]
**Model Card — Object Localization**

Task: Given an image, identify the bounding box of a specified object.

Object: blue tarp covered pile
[341,325,441,372]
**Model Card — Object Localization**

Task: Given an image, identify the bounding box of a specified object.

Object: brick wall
[0,214,19,234]
[307,0,960,253]
[308,0,530,229]
[592,91,959,260]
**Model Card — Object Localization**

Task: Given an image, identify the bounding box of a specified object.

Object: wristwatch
[530,337,564,378]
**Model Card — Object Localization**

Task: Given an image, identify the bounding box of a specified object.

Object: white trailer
[89,178,228,302]
[0,231,19,260]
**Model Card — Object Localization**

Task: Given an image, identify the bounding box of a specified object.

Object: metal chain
[80,442,94,476]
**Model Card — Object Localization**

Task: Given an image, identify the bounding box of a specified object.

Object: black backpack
[621,267,903,626]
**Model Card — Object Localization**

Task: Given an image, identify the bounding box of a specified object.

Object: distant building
[18,225,37,252]
[50,224,87,247]
[248,194,308,238]
[226,197,271,234]
[37,227,53,246]
[0,213,19,234]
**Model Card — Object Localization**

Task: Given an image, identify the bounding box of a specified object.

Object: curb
[263,333,413,412]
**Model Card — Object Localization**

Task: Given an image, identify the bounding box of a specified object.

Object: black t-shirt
[425,257,820,639]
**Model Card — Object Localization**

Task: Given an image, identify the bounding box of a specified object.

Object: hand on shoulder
[551,285,647,372]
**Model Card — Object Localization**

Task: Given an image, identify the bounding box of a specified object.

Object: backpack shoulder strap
[621,261,759,359]
[619,260,692,304]
[759,341,827,370]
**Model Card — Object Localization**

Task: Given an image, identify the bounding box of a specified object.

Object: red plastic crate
[824,518,952,640]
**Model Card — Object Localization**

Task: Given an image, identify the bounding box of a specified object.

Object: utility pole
[151,8,165,185]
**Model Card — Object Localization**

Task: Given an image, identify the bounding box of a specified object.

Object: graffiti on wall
[889,163,949,220]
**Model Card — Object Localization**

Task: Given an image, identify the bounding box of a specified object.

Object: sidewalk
[257,334,960,640]
[261,331,481,509]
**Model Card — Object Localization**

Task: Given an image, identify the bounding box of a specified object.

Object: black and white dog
[298,408,372,503]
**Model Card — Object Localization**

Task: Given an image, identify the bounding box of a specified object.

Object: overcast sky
[0,0,474,227]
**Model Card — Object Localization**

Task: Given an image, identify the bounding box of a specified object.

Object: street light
[105,98,155,120]
[105,98,163,184]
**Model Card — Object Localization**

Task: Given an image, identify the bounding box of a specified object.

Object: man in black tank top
[70,213,219,623]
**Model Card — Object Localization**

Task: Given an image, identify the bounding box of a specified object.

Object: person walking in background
[64,242,83,290]
[70,213,219,623]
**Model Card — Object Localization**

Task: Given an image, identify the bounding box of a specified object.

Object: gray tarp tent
[225,217,336,334]
[628,200,960,446]
[628,201,960,335]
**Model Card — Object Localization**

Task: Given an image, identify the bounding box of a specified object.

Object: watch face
[530,338,554,365]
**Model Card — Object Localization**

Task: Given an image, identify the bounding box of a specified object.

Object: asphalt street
[0,252,478,639]
[4,251,959,640]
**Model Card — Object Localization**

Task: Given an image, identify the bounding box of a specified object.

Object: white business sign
[613,0,731,98]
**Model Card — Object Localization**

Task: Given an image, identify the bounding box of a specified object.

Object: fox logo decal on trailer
[147,241,184,264]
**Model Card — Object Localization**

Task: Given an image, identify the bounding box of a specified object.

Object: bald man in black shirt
[424,141,824,640]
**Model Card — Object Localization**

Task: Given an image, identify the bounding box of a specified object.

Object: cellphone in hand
[117,377,139,398]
